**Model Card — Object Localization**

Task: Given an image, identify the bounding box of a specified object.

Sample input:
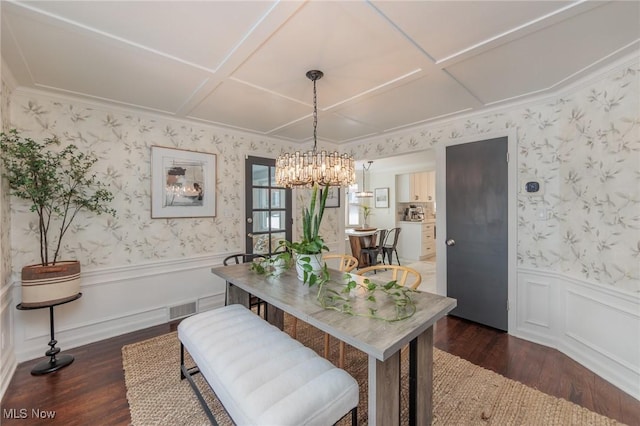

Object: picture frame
[151,146,216,218]
[322,187,340,208]
[374,187,389,208]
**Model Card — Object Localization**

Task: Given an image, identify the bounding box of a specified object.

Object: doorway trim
[244,155,293,255]
[435,129,517,332]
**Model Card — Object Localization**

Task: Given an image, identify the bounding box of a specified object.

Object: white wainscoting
[7,255,637,403]
[516,268,640,400]
[9,243,345,366]
[10,253,231,364]
[0,283,17,402]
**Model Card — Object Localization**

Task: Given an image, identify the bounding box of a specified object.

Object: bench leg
[334,406,357,426]
[180,343,219,426]
[180,364,219,426]
[180,343,185,380]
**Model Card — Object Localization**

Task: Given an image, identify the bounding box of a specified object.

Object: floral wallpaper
[1,77,12,292]
[347,59,639,293]
[7,95,331,274]
[6,57,639,294]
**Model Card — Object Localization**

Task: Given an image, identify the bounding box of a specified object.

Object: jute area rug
[122,313,621,425]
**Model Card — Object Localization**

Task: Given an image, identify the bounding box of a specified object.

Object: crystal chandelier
[355,160,373,198]
[275,70,355,188]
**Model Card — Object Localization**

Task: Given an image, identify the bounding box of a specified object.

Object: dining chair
[359,229,386,270]
[322,253,358,273]
[355,264,422,290]
[223,253,267,317]
[381,227,402,266]
[320,253,358,368]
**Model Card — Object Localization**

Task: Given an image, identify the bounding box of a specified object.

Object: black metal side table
[16,292,82,375]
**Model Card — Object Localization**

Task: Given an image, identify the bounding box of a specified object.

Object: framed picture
[151,146,216,218]
[322,187,340,208]
[374,187,389,208]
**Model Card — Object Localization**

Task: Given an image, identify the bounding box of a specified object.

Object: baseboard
[515,268,639,400]
[0,345,16,402]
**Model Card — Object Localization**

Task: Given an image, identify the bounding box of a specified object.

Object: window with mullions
[247,159,291,255]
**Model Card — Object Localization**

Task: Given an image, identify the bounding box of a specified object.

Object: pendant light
[355,160,373,198]
[275,70,355,188]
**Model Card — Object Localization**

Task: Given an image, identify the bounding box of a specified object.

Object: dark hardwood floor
[1,314,638,425]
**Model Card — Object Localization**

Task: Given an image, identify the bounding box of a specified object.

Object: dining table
[212,263,456,426]
[346,228,379,267]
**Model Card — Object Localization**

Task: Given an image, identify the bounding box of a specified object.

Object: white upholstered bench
[178,304,359,425]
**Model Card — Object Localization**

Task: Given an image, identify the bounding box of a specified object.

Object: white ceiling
[1,1,638,146]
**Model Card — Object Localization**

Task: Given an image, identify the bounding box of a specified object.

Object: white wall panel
[0,286,16,400]
[566,289,639,371]
[516,268,640,400]
[12,254,229,363]
[523,278,552,328]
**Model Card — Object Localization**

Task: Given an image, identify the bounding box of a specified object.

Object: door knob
[446,239,456,246]
[247,217,253,223]
[248,233,254,238]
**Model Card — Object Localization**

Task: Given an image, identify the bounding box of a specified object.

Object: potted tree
[0,129,116,307]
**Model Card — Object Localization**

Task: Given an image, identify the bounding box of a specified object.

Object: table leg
[368,351,401,426]
[411,326,434,425]
[265,304,284,331]
[226,282,250,307]
[226,282,284,330]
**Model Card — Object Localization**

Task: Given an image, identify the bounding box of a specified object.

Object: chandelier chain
[312,77,318,151]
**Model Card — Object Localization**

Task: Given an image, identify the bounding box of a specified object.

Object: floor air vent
[169,301,197,320]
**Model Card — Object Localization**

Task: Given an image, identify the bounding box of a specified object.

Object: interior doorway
[353,151,438,293]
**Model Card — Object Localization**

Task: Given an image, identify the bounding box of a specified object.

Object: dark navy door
[446,137,508,331]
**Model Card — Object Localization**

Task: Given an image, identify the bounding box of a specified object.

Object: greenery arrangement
[318,276,417,322]
[0,129,116,266]
[252,257,417,322]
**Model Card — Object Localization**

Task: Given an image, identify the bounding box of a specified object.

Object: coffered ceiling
[1,1,638,145]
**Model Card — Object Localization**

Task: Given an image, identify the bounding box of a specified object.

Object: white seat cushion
[178,304,359,426]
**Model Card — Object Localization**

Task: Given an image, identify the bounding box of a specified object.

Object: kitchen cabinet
[425,170,435,202]
[397,220,436,261]
[396,172,435,203]
[422,221,436,259]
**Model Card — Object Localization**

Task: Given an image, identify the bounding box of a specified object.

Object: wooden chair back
[322,254,359,272]
[355,264,421,289]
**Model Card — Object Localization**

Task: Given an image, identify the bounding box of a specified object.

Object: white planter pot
[294,253,323,282]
